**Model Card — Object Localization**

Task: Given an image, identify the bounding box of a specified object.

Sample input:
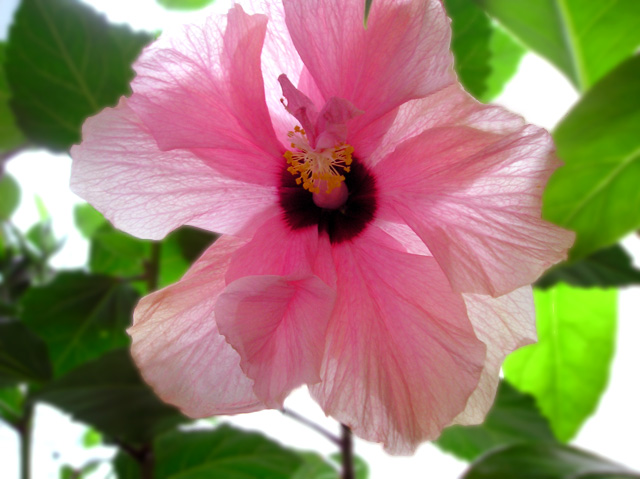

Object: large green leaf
[37,349,186,445]
[444,0,524,102]
[21,272,139,376]
[543,54,640,259]
[0,320,52,385]
[0,174,20,220]
[157,0,216,10]
[463,443,640,479]
[0,43,24,153]
[475,0,640,91]
[504,284,616,442]
[5,0,151,151]
[436,381,556,461]
[537,244,640,289]
[154,426,303,479]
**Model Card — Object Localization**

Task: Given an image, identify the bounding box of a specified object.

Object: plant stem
[280,408,341,446]
[340,424,355,479]
[17,402,34,479]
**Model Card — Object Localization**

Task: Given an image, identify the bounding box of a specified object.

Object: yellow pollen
[284,127,353,194]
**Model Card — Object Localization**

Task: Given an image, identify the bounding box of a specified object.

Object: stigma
[284,126,353,196]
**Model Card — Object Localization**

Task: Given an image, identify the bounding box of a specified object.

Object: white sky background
[1,0,640,478]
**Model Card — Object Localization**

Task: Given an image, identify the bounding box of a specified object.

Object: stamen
[284,127,353,194]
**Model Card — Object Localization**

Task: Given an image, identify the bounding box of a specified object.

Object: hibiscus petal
[454,287,536,424]
[377,112,574,296]
[128,236,264,417]
[216,275,335,408]
[283,0,454,133]
[128,5,282,185]
[311,227,485,454]
[226,214,335,285]
[70,99,277,240]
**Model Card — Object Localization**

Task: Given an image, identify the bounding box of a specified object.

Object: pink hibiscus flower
[70,0,574,453]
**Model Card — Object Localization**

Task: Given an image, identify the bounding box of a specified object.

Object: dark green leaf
[0,320,52,384]
[0,386,24,424]
[74,203,106,239]
[171,227,217,263]
[114,451,141,479]
[155,425,303,479]
[475,0,640,91]
[5,0,152,151]
[157,0,215,11]
[21,271,139,376]
[445,0,524,102]
[436,381,556,461]
[0,174,20,220]
[537,244,640,289]
[544,54,640,259]
[504,284,616,442]
[38,349,186,445]
[463,443,640,479]
[0,42,25,153]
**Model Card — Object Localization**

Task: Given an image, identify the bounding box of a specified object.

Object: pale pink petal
[216,275,335,408]
[128,5,282,185]
[128,236,264,417]
[366,84,522,167]
[242,0,307,142]
[283,0,454,137]
[453,287,536,424]
[377,115,574,297]
[225,215,335,286]
[311,227,485,454]
[70,99,277,240]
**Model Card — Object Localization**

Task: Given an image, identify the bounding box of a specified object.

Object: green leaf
[114,452,141,479]
[0,43,25,153]
[26,220,62,258]
[158,228,216,289]
[436,381,556,461]
[543,54,640,259]
[0,174,20,220]
[537,244,640,289]
[329,454,369,479]
[154,426,303,479]
[445,0,524,102]
[463,443,640,479]
[82,428,102,448]
[73,203,106,239]
[157,0,215,11]
[5,0,152,151]
[364,0,373,27]
[0,386,24,424]
[90,225,150,278]
[503,284,617,442]
[483,25,525,101]
[21,272,139,376]
[475,0,640,91]
[292,453,338,479]
[0,320,52,385]
[38,349,186,445]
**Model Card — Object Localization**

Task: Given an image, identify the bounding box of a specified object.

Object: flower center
[284,126,353,197]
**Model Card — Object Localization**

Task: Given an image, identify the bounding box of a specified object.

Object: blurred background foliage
[1,0,639,478]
